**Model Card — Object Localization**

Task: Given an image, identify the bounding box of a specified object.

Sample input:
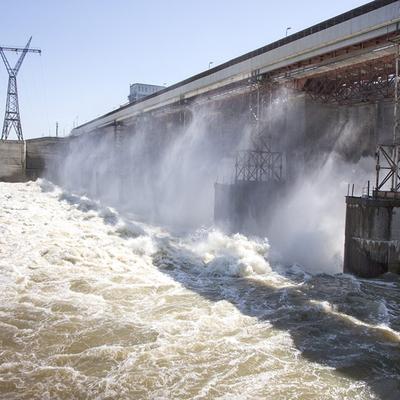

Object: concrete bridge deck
[72,0,400,135]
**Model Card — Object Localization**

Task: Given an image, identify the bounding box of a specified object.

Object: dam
[1,2,400,399]
[3,1,400,276]
[4,0,397,277]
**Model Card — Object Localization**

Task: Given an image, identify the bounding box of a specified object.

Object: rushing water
[0,180,399,400]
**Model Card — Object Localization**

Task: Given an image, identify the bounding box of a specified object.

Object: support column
[113,121,127,204]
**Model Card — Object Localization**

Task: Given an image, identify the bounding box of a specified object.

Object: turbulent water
[0,180,399,400]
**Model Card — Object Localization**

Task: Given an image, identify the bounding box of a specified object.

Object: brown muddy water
[0,181,399,399]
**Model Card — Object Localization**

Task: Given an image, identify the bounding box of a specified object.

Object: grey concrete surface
[344,195,400,277]
[0,140,26,182]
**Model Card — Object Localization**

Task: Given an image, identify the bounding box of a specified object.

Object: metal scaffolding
[375,42,400,193]
[233,80,284,184]
[235,149,283,183]
[375,144,400,191]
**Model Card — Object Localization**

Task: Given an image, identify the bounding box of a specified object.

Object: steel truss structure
[375,144,400,192]
[0,37,41,141]
[300,56,396,105]
[235,149,283,183]
[232,78,285,184]
[374,42,400,195]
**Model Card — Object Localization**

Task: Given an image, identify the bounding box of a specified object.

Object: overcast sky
[0,0,369,139]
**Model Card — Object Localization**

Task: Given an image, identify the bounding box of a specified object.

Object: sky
[0,0,370,139]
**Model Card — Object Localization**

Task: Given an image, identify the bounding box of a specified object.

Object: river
[0,180,399,399]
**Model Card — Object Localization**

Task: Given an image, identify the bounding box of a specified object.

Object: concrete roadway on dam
[72,0,400,135]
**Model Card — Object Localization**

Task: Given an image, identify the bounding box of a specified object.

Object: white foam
[185,230,271,277]
[0,181,392,400]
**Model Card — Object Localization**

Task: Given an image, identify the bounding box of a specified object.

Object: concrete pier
[214,181,284,235]
[344,194,400,277]
[0,140,26,181]
[25,137,69,181]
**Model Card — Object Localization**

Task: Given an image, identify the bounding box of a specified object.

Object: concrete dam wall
[0,140,26,182]
[25,137,70,181]
[0,137,69,182]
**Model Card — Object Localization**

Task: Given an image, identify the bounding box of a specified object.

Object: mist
[58,91,378,274]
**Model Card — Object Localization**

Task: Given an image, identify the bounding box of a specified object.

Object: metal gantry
[375,41,400,194]
[235,149,283,183]
[302,56,397,105]
[375,144,400,191]
[0,37,41,141]
[234,80,284,184]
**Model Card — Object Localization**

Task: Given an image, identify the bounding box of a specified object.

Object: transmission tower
[0,37,41,141]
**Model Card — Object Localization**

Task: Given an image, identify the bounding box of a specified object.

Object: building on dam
[128,83,166,103]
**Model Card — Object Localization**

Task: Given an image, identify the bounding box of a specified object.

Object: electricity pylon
[0,37,41,141]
